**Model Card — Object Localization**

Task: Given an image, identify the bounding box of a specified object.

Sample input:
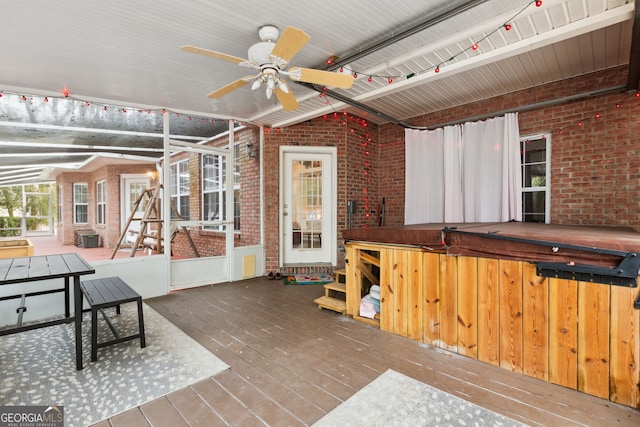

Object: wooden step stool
[314,268,347,314]
[80,276,146,362]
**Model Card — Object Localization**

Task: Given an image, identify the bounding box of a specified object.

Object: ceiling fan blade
[181,45,249,65]
[275,83,299,111]
[288,67,354,89]
[270,26,310,64]
[207,77,252,98]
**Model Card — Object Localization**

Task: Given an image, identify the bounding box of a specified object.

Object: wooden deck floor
[92,277,640,427]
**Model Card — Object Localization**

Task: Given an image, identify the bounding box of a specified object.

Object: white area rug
[0,303,229,427]
[313,369,526,427]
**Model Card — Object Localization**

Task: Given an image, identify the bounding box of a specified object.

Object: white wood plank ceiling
[0,0,636,184]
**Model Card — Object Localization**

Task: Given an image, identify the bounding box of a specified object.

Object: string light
[326,55,338,65]
[0,90,224,126]
[555,91,637,134]
[330,1,542,82]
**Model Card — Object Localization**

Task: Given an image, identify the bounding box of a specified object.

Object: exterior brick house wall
[261,116,380,273]
[169,126,262,258]
[55,127,261,258]
[259,66,639,273]
[55,66,640,272]
[56,163,158,247]
[374,65,640,231]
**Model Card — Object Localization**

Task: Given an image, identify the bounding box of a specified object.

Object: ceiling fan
[181,25,353,111]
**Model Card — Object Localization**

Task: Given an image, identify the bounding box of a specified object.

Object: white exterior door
[281,147,336,265]
[121,175,150,234]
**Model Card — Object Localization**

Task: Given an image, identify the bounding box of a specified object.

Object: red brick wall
[263,119,337,271]
[57,172,93,246]
[102,165,159,248]
[518,68,639,228]
[169,127,262,257]
[56,66,639,271]
[376,124,406,226]
[376,66,640,231]
[56,164,157,246]
[156,66,640,269]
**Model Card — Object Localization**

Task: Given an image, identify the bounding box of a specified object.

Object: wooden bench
[80,276,146,362]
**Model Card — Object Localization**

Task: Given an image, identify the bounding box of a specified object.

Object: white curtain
[405,113,522,224]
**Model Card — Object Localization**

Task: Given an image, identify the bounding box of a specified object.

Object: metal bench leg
[137,298,146,348]
[91,307,98,362]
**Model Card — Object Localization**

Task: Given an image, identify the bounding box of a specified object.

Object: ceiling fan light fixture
[276,79,288,94]
[248,42,275,66]
[251,78,263,91]
[258,25,279,42]
[184,24,341,111]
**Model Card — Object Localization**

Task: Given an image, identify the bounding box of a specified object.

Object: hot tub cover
[342,222,640,269]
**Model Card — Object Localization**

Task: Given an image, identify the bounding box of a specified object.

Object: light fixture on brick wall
[246,141,258,160]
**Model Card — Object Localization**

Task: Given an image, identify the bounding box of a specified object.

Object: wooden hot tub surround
[343,222,640,409]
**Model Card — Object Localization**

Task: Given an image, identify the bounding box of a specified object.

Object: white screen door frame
[120,174,150,234]
[280,146,336,266]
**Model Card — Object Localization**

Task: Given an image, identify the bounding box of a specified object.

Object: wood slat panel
[343,242,640,409]
[522,262,549,381]
[549,278,578,388]
[380,248,394,333]
[439,255,458,351]
[457,256,477,358]
[392,249,408,337]
[499,259,523,373]
[139,397,189,427]
[422,252,440,345]
[477,257,500,366]
[357,261,379,286]
[578,281,610,399]
[609,284,640,408]
[406,250,423,341]
[345,244,360,317]
[360,251,381,267]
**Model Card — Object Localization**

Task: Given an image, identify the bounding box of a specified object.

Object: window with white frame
[202,144,240,231]
[73,183,88,224]
[96,180,106,225]
[520,133,550,223]
[57,185,63,224]
[170,160,190,219]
